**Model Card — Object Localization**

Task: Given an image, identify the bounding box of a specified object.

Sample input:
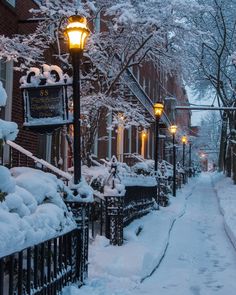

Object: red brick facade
[0,1,191,168]
[0,0,40,165]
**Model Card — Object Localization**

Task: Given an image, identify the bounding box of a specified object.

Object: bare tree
[191,0,236,174]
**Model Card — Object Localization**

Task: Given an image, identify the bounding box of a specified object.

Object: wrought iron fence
[90,185,156,246]
[0,229,80,295]
[123,186,156,226]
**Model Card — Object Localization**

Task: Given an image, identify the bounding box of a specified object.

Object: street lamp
[181,135,187,184]
[65,15,90,185]
[188,141,192,177]
[181,135,187,167]
[169,125,177,197]
[153,102,164,172]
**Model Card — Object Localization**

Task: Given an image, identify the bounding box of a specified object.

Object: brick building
[0,0,191,169]
[0,0,40,165]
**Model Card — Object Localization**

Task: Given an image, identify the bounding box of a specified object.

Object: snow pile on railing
[0,82,18,142]
[83,156,157,198]
[0,166,76,257]
[119,173,157,187]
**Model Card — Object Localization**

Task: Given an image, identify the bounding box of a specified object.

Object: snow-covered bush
[67,177,94,203]
[131,161,153,176]
[0,166,76,257]
[0,81,18,143]
[82,156,157,197]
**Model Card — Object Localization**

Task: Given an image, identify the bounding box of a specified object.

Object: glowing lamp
[153,102,164,118]
[169,125,177,135]
[65,15,90,51]
[182,135,187,144]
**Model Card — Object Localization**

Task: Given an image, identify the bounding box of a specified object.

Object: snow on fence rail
[6,140,72,181]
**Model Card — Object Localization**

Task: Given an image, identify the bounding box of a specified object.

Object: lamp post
[65,15,90,185]
[181,135,187,184]
[153,102,164,210]
[189,141,192,177]
[181,135,187,168]
[153,102,164,172]
[169,125,177,197]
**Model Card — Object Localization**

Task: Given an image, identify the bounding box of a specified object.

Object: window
[0,61,7,87]
[5,0,16,7]
[0,61,7,119]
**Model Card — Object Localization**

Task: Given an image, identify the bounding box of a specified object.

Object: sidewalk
[211,172,236,251]
[62,177,198,295]
[62,172,236,294]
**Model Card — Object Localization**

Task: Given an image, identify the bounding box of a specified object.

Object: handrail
[6,140,72,181]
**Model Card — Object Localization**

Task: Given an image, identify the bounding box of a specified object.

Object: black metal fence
[123,186,156,226]
[90,185,156,246]
[0,229,80,295]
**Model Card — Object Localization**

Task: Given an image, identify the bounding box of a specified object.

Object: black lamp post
[153,102,164,172]
[65,15,90,185]
[181,135,187,184]
[169,125,177,197]
[189,141,192,177]
[181,135,187,168]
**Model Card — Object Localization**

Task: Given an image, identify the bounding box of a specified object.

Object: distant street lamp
[189,141,192,177]
[65,15,90,185]
[181,135,187,167]
[181,135,187,184]
[153,102,164,172]
[169,125,177,197]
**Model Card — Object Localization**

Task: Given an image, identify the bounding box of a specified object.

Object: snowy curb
[211,173,236,251]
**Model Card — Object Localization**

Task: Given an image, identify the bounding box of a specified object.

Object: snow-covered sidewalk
[63,173,236,295]
[63,177,198,295]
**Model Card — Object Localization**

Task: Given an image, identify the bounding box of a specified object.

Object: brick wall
[0,0,40,165]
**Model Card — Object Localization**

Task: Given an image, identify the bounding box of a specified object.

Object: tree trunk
[218,117,227,172]
[233,144,236,184]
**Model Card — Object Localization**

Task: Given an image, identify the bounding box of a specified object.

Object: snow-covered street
[63,173,236,295]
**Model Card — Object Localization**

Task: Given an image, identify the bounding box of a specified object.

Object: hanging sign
[20,65,72,133]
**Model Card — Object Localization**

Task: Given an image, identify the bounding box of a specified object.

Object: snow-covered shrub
[67,177,94,202]
[0,82,18,143]
[131,161,153,175]
[0,165,76,257]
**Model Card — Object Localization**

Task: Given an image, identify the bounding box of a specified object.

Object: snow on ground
[63,173,236,295]
[211,172,236,250]
[62,178,197,295]
[0,166,76,257]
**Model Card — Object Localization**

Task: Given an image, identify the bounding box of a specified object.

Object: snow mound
[0,119,18,141]
[0,82,18,141]
[0,166,76,257]
[0,81,7,106]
